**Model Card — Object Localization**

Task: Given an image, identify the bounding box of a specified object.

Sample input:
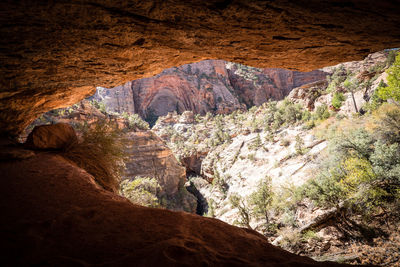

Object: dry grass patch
[63,120,127,193]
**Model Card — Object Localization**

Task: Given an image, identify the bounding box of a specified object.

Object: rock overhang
[1,0,400,136]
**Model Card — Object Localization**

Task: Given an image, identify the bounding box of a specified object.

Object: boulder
[25,123,78,150]
[179,111,195,124]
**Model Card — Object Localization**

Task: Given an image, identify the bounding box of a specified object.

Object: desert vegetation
[153,49,400,265]
[62,120,127,193]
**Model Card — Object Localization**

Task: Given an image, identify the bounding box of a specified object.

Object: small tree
[343,76,360,113]
[229,193,252,229]
[332,92,345,109]
[249,177,274,226]
[377,52,400,102]
[295,135,305,155]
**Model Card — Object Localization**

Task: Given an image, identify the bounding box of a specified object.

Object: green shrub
[302,230,321,242]
[249,134,262,150]
[249,177,274,225]
[122,112,149,130]
[206,198,216,218]
[314,104,330,120]
[303,120,315,130]
[248,153,256,161]
[120,177,161,207]
[63,120,127,193]
[376,52,400,102]
[229,193,252,229]
[332,92,345,109]
[91,99,107,113]
[280,139,291,147]
[295,135,305,155]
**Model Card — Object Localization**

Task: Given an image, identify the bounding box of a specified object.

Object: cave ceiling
[1,0,400,136]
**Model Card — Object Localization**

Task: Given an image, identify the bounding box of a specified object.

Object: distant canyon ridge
[92,60,328,125]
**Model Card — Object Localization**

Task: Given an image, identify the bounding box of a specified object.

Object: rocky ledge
[0,137,350,266]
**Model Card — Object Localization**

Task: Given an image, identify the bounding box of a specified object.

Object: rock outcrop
[25,123,78,150]
[227,65,328,107]
[288,80,329,110]
[289,50,392,112]
[93,60,327,121]
[124,130,186,196]
[2,1,400,136]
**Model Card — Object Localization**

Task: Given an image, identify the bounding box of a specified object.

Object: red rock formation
[227,64,328,107]
[25,123,78,150]
[95,60,245,122]
[94,60,327,120]
[124,130,186,196]
[0,143,350,266]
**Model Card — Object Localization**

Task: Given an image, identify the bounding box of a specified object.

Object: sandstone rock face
[25,123,78,150]
[2,1,400,136]
[124,130,186,196]
[93,60,327,121]
[94,60,245,122]
[288,80,328,110]
[227,64,328,107]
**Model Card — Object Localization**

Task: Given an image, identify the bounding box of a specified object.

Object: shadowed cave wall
[1,0,400,136]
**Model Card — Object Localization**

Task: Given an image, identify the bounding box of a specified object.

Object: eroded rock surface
[93,60,327,122]
[124,130,186,196]
[2,0,400,135]
[25,123,78,150]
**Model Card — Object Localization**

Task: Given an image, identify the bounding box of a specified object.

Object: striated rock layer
[0,144,350,266]
[124,130,186,196]
[2,0,400,135]
[93,60,327,121]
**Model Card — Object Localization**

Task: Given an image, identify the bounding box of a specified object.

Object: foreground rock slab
[0,147,350,266]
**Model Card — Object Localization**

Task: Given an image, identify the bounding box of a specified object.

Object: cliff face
[226,64,328,107]
[93,60,327,122]
[124,130,186,196]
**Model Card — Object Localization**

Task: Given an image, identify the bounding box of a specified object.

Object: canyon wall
[92,60,327,122]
